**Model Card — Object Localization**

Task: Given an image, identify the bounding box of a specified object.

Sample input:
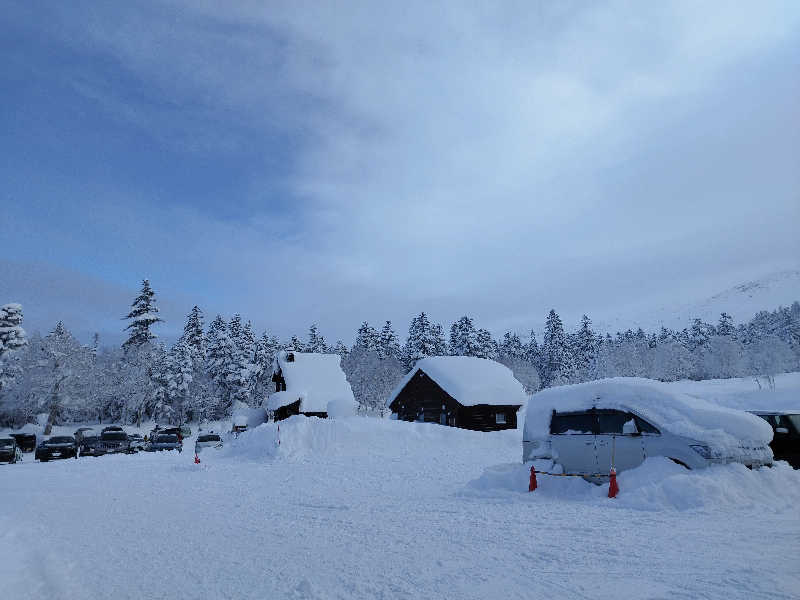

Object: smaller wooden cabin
[387,356,526,431]
[267,350,356,421]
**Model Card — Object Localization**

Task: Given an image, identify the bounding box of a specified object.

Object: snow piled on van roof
[524,377,773,449]
[267,351,355,414]
[388,356,527,408]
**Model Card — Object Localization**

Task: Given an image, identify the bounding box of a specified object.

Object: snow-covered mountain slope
[594,269,800,333]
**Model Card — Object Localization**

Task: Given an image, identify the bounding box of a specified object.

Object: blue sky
[2,1,799,346]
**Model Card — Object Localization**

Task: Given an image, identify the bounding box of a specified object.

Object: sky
[1,1,799,347]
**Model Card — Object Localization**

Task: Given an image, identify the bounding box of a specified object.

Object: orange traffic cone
[608,467,619,498]
[194,453,200,464]
[529,466,538,492]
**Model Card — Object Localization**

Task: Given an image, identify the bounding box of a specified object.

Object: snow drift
[465,458,800,512]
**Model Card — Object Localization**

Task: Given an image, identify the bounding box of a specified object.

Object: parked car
[98,429,131,454]
[150,425,183,441]
[74,427,96,445]
[0,437,23,464]
[10,432,36,453]
[147,433,182,452]
[127,433,146,452]
[36,436,78,461]
[78,434,104,457]
[101,425,124,433]
[195,432,223,453]
[523,378,773,478]
[750,412,800,468]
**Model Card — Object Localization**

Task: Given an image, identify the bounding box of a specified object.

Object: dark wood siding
[389,369,520,431]
[273,399,328,422]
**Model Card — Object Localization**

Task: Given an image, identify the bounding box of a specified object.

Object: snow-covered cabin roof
[524,377,773,448]
[388,356,527,408]
[267,351,355,414]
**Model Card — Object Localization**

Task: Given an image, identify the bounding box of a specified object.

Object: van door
[595,410,646,473]
[549,411,598,475]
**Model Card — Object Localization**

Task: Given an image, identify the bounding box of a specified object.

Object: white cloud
[4,1,800,340]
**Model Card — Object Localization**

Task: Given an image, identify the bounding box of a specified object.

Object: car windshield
[49,437,74,444]
[197,435,220,442]
[102,432,127,441]
[0,439,14,448]
[157,435,178,443]
[782,414,800,431]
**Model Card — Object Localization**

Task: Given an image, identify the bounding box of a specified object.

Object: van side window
[633,415,660,434]
[595,410,635,434]
[550,412,596,434]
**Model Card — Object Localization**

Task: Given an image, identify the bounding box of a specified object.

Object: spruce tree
[0,303,27,362]
[354,322,379,352]
[449,316,479,356]
[377,321,401,359]
[183,306,206,360]
[123,279,163,350]
[541,309,569,387]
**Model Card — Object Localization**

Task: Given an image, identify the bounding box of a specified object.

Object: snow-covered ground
[2,416,799,599]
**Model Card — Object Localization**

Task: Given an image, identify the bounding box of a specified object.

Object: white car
[195,433,223,453]
[523,378,773,477]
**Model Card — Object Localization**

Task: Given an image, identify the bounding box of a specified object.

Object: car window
[595,410,636,434]
[550,412,596,434]
[633,415,660,434]
[779,415,800,432]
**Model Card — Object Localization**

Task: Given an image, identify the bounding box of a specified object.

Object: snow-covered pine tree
[717,312,736,338]
[541,309,570,387]
[332,340,349,358]
[573,315,598,381]
[287,335,305,352]
[354,322,379,352]
[499,332,524,360]
[449,316,479,356]
[377,321,401,359]
[307,324,329,353]
[403,312,448,370]
[0,303,27,392]
[123,280,163,350]
[183,305,206,361]
[475,328,497,359]
[205,315,237,417]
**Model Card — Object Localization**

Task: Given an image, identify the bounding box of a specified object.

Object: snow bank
[218,414,518,463]
[667,372,800,413]
[268,351,356,414]
[388,356,527,407]
[465,458,800,512]
[230,401,267,429]
[524,378,773,449]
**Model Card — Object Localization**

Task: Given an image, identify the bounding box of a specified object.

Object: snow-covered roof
[524,378,773,448]
[388,356,527,408]
[267,351,356,414]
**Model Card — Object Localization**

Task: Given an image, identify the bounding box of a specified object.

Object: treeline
[1,280,798,428]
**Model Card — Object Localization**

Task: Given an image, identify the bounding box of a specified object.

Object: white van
[523,378,773,476]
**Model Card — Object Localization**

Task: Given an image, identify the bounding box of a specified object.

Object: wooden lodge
[267,350,356,422]
[387,356,526,432]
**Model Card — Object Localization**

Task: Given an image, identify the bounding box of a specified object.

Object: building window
[495,412,506,424]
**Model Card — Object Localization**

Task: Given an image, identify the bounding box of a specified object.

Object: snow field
[2,416,799,599]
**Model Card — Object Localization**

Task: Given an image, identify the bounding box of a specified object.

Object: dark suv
[10,433,36,453]
[98,430,131,455]
[36,436,78,461]
[751,412,800,468]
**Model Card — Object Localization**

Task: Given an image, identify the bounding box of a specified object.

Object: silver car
[524,406,773,476]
